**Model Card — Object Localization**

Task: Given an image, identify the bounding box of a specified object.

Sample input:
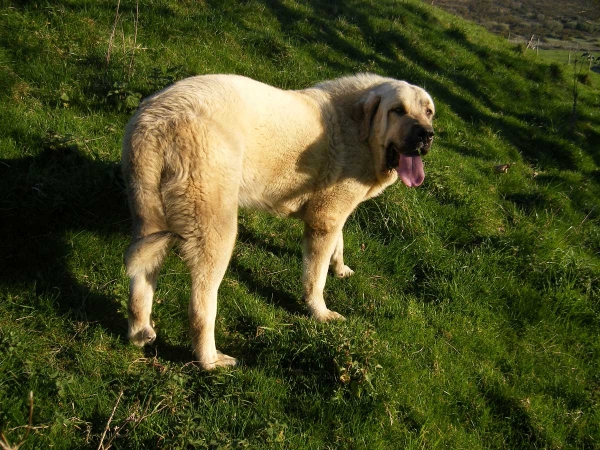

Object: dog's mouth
[386,143,425,188]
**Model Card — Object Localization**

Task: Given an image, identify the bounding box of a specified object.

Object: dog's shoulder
[312,73,393,97]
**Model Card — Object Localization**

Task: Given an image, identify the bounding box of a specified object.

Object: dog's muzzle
[413,124,434,156]
[387,124,434,167]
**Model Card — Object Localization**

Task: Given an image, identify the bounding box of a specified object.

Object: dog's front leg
[302,224,346,321]
[329,231,355,278]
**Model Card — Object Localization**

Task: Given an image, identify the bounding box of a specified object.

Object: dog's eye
[426,108,433,117]
[392,106,405,115]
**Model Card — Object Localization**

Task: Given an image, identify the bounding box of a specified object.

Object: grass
[537,49,573,65]
[1,0,599,448]
[536,48,597,67]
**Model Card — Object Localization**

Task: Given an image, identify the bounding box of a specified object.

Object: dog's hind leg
[123,124,175,346]
[178,199,239,370]
[125,231,174,346]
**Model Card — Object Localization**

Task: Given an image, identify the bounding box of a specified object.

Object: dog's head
[353,80,435,187]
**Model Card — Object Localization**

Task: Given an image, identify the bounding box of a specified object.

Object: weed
[570,52,597,129]
[147,66,186,93]
[41,131,80,153]
[332,327,383,399]
[578,72,592,85]
[512,42,527,54]
[105,82,142,112]
[549,62,563,80]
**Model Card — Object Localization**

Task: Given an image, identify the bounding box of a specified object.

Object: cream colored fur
[122,73,435,369]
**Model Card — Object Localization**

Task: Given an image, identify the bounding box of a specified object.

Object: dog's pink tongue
[397,154,425,187]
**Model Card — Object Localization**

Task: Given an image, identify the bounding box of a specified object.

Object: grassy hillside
[1,0,599,448]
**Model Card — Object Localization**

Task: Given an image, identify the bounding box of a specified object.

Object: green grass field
[536,48,571,65]
[537,48,592,66]
[1,1,599,448]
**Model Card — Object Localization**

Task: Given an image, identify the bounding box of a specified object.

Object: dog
[122,73,435,369]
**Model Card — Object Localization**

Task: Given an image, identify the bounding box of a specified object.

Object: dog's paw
[200,351,238,370]
[334,265,355,278]
[128,324,157,347]
[313,308,346,322]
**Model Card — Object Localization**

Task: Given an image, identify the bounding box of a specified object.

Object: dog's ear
[351,92,381,141]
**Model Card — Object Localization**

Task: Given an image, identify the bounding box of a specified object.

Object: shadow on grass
[478,380,550,449]
[0,140,316,367]
[0,144,130,337]
[229,259,305,317]
[231,223,305,317]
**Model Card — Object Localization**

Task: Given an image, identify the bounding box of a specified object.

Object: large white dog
[122,73,435,369]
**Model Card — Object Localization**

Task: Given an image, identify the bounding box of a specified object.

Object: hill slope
[431,0,600,42]
[1,0,599,448]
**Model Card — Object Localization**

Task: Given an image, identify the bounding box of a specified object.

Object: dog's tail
[122,111,179,278]
[124,231,179,278]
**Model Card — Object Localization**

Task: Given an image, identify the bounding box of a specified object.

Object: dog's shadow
[0,145,131,338]
[0,144,309,361]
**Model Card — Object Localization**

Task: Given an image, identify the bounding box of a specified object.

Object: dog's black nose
[413,125,434,155]
[416,125,434,142]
